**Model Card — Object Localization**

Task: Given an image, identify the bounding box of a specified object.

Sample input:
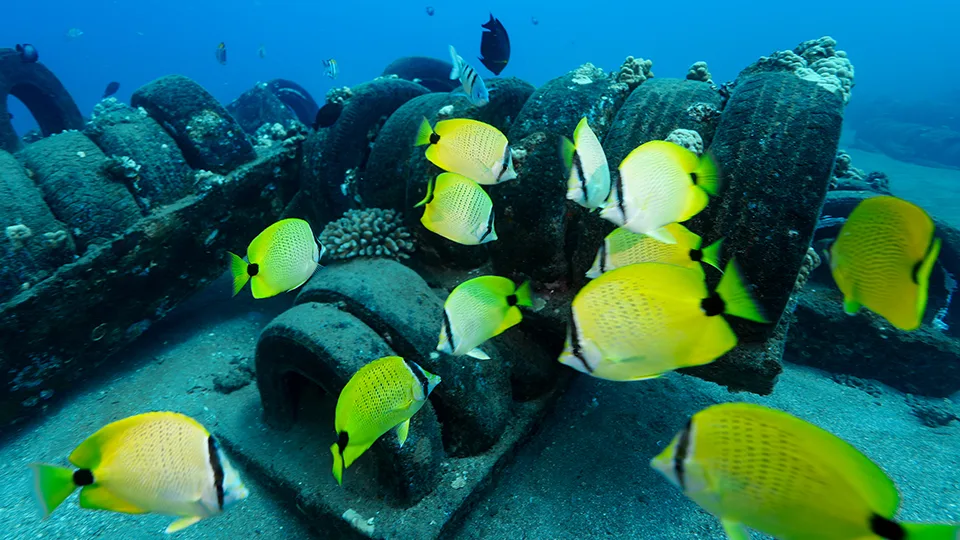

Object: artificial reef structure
[2,36,959,538]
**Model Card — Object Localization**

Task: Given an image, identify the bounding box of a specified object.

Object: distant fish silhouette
[323,58,338,80]
[15,44,38,63]
[531,16,539,26]
[478,14,510,75]
[425,6,435,16]
[103,81,120,98]
[258,44,266,59]
[215,42,227,65]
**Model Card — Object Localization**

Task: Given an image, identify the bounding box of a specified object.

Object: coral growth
[615,56,654,89]
[318,208,415,261]
[685,61,713,85]
[794,247,821,292]
[105,155,141,180]
[186,110,227,142]
[686,102,721,123]
[326,86,353,105]
[5,224,33,250]
[665,129,704,155]
[748,36,855,104]
[254,122,289,148]
[865,171,890,192]
[571,63,606,86]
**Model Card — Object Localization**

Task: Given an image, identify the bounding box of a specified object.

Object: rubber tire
[85,102,194,209]
[21,132,142,251]
[265,78,319,127]
[381,56,459,93]
[312,78,429,215]
[0,150,75,301]
[686,71,844,344]
[0,47,83,153]
[131,75,255,173]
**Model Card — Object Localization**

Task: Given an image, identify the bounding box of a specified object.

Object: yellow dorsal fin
[79,484,148,514]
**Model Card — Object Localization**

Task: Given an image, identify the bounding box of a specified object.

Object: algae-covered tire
[362,78,534,269]
[131,75,256,173]
[296,259,513,456]
[265,79,319,127]
[381,56,459,93]
[312,78,429,215]
[488,65,629,287]
[85,101,193,209]
[0,48,84,153]
[604,78,722,169]
[21,132,142,250]
[225,83,299,135]
[293,129,331,223]
[686,71,843,344]
[0,150,75,301]
[255,302,443,505]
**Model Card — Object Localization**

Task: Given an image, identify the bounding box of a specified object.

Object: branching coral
[318,208,415,260]
[665,129,704,156]
[685,61,713,85]
[615,56,654,90]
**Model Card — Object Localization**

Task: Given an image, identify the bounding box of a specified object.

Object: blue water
[3,0,958,135]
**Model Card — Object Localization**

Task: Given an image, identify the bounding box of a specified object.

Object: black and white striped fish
[449,45,489,107]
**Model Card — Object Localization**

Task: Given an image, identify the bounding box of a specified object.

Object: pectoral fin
[720,518,750,540]
[396,419,411,448]
[166,515,203,534]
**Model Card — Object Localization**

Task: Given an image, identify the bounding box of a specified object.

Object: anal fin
[166,515,203,534]
[843,297,862,315]
[396,419,411,448]
[79,484,148,514]
[466,348,490,360]
[720,518,751,540]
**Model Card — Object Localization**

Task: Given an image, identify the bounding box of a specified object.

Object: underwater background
[2,1,960,539]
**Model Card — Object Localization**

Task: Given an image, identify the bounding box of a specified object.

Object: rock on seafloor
[85,99,194,210]
[490,64,630,291]
[132,74,256,173]
[0,47,84,153]
[309,78,429,218]
[362,77,534,269]
[0,150,75,302]
[295,258,513,457]
[20,131,142,251]
[683,71,844,394]
[254,301,443,505]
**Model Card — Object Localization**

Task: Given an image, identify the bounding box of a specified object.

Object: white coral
[665,129,704,156]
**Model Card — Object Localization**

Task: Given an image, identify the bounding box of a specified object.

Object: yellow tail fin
[716,258,769,323]
[414,117,435,147]
[514,280,534,308]
[900,521,960,540]
[700,238,724,272]
[330,443,344,485]
[694,152,721,196]
[228,252,250,297]
[29,463,78,518]
[558,135,576,175]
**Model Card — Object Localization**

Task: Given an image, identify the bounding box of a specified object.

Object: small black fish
[313,102,343,129]
[531,16,539,26]
[15,44,39,63]
[103,81,120,98]
[425,6,434,16]
[215,42,227,65]
[478,14,509,76]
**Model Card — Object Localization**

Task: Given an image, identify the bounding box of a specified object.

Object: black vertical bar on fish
[207,436,225,509]
[673,419,693,491]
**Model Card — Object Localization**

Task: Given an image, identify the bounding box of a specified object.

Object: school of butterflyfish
[29,107,954,538]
